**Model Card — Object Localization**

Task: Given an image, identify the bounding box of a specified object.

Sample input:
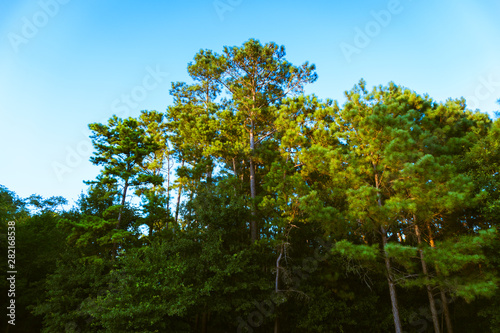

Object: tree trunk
[117,180,129,229]
[440,289,453,333]
[374,165,402,333]
[415,221,440,333]
[427,224,454,333]
[249,119,257,241]
[201,311,207,333]
[381,226,403,333]
[175,184,183,224]
[276,244,283,292]
[175,160,184,224]
[113,180,129,257]
[166,153,171,215]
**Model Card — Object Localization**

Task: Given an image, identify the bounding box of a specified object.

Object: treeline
[1,39,499,333]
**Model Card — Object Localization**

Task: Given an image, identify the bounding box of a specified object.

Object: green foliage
[34,250,112,333]
[79,180,274,332]
[0,188,68,332]
[4,40,500,332]
[335,240,379,261]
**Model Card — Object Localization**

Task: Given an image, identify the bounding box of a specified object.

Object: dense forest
[1,39,499,333]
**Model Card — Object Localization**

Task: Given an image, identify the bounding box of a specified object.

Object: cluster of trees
[1,39,499,332]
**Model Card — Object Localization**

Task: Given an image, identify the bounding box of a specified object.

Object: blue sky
[1,0,499,205]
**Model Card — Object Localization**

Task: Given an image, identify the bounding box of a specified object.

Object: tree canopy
[2,39,499,333]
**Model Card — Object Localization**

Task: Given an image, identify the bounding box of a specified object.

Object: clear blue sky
[1,0,499,205]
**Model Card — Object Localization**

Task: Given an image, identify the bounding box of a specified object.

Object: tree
[391,98,491,333]
[89,116,157,230]
[136,110,174,236]
[0,189,68,332]
[82,179,274,332]
[166,81,220,225]
[186,38,317,241]
[299,81,445,332]
[33,185,141,332]
[89,115,161,255]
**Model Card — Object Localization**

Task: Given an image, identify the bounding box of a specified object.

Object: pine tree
[186,39,317,241]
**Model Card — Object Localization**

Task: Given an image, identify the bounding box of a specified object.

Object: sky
[1,0,499,206]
